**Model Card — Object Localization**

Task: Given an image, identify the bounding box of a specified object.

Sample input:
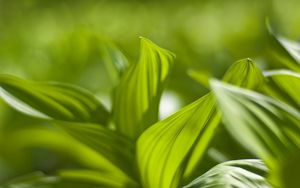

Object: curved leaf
[136,59,264,188]
[54,121,136,179]
[59,169,139,188]
[262,70,300,109]
[0,75,109,124]
[267,24,300,72]
[211,80,300,187]
[183,159,272,188]
[113,37,175,140]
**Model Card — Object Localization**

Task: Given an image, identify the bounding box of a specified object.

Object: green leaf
[54,121,136,179]
[8,128,125,175]
[137,93,219,188]
[2,171,59,188]
[0,75,109,124]
[222,58,264,90]
[99,41,129,86]
[267,24,300,72]
[113,37,175,140]
[262,70,300,110]
[183,159,272,188]
[59,169,139,188]
[211,80,300,187]
[136,59,264,188]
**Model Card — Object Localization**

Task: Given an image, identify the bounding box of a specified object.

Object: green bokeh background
[0,0,300,183]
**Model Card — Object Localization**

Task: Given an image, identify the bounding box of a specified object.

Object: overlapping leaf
[262,70,300,109]
[8,124,137,187]
[0,75,109,124]
[113,37,175,140]
[211,80,300,187]
[268,24,300,72]
[183,159,272,188]
[59,169,139,188]
[136,59,264,188]
[54,121,136,179]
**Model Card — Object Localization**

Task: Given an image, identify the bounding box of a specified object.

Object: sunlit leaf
[0,75,109,124]
[136,59,264,188]
[113,37,175,140]
[184,159,272,188]
[211,80,300,187]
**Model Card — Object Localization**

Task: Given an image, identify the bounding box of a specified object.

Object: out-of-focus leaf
[8,128,125,175]
[2,171,59,188]
[183,159,272,188]
[136,59,264,188]
[100,41,129,86]
[187,69,211,89]
[262,70,300,109]
[211,80,300,187]
[0,75,109,124]
[59,169,139,188]
[54,121,136,179]
[267,24,300,72]
[113,37,175,140]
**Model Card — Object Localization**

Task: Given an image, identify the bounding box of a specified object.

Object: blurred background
[1,0,300,183]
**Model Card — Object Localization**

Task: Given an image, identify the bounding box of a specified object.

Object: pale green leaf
[262,70,300,109]
[0,75,109,124]
[183,159,272,188]
[113,37,175,140]
[211,80,300,187]
[267,24,300,72]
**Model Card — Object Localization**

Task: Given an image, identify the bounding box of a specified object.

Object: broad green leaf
[137,93,219,188]
[59,169,139,188]
[113,37,175,140]
[0,75,109,124]
[183,159,272,188]
[267,24,300,72]
[262,70,300,109]
[54,121,136,179]
[137,59,264,188]
[211,80,300,187]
